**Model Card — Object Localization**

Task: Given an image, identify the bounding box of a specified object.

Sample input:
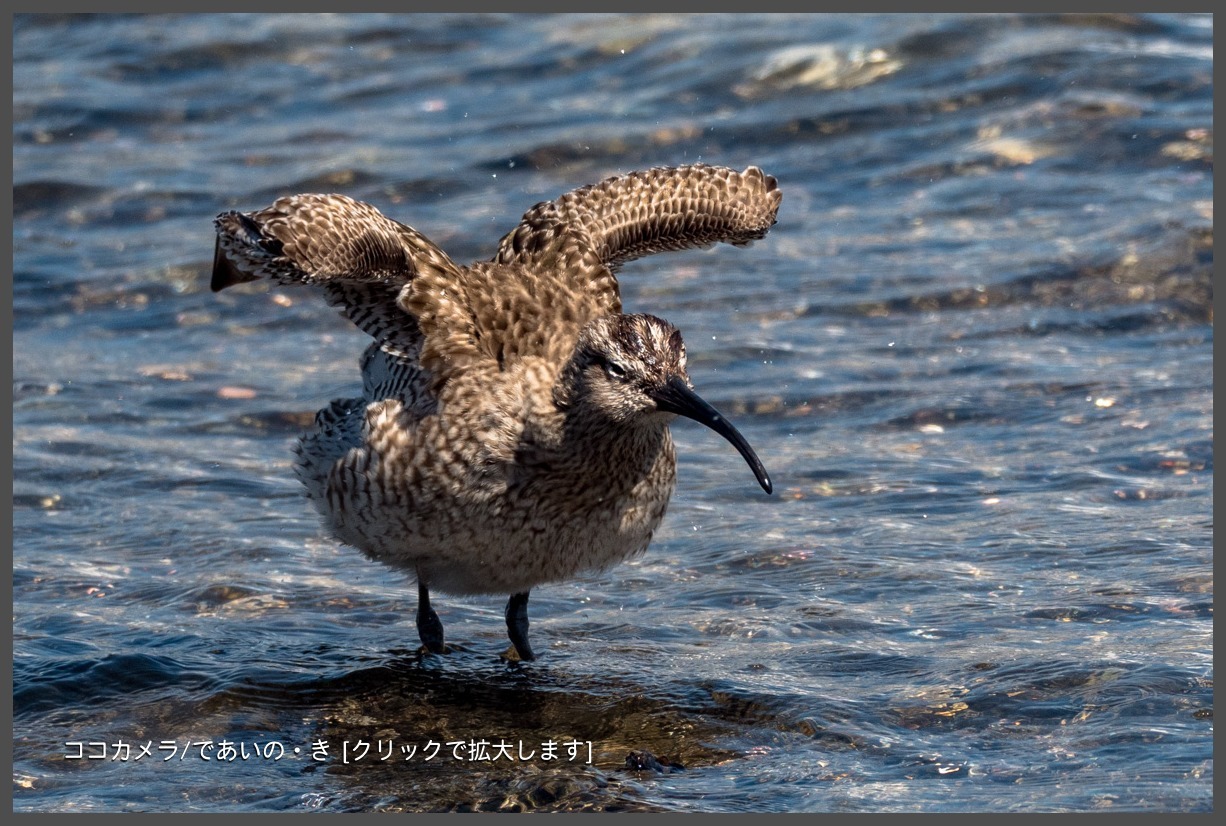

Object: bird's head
[558,313,772,494]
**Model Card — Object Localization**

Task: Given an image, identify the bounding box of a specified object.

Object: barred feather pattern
[494,164,781,312]
[211,165,781,597]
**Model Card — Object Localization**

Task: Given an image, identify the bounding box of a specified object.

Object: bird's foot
[504,591,536,661]
[416,582,447,655]
[499,643,535,663]
[416,614,447,655]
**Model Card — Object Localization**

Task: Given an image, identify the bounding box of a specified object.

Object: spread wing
[212,193,459,364]
[493,164,782,315]
[212,168,782,398]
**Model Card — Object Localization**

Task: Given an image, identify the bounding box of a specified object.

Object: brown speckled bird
[212,164,781,660]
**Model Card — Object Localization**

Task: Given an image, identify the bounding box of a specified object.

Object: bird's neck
[558,410,675,489]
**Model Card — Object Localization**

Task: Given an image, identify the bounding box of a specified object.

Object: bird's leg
[416,581,447,655]
[504,591,536,661]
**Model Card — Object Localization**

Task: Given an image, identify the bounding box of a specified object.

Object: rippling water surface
[11,13,1212,813]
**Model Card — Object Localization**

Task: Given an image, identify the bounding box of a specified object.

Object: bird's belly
[316,456,675,596]
[418,503,661,595]
[299,387,679,595]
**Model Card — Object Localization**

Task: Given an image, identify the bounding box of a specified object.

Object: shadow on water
[15,646,753,812]
[13,624,1212,812]
[304,648,1211,811]
[282,655,729,812]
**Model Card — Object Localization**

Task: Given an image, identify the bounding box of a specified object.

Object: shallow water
[11,13,1212,813]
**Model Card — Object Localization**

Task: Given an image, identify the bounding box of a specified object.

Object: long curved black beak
[653,376,772,494]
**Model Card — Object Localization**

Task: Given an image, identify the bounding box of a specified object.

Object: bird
[212,163,781,661]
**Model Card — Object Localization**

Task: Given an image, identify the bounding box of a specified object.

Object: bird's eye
[603,360,628,381]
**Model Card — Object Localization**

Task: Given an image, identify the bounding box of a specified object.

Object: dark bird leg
[416,581,447,655]
[504,591,536,661]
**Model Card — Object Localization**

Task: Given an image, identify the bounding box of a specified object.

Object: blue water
[12,13,1212,812]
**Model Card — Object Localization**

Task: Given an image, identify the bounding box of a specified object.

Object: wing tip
[210,235,260,292]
